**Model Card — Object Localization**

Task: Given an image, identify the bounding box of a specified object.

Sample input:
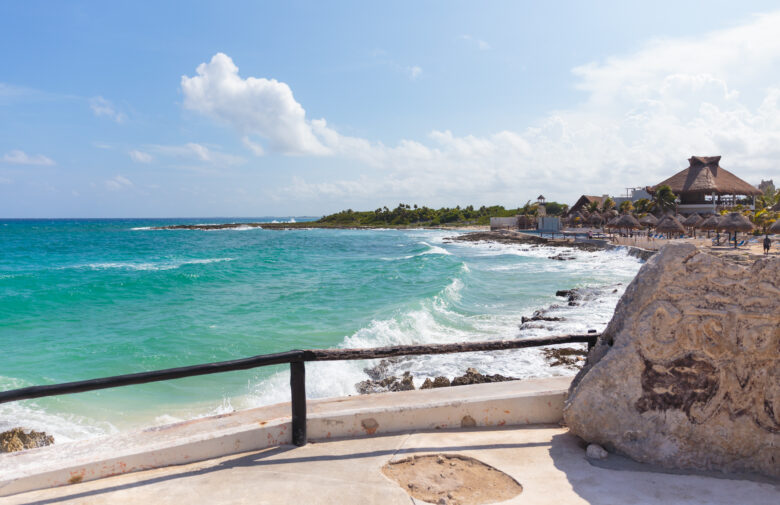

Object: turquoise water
[0,219,643,440]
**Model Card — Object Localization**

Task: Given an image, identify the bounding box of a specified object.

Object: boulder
[0,428,54,453]
[451,368,516,386]
[564,243,779,478]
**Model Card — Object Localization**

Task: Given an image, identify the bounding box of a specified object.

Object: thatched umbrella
[605,209,619,219]
[699,214,721,240]
[613,214,641,237]
[718,212,754,248]
[568,211,585,227]
[655,215,685,238]
[639,214,658,226]
[682,213,702,238]
[769,219,780,234]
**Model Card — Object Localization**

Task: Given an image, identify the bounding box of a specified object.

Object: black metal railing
[0,334,598,446]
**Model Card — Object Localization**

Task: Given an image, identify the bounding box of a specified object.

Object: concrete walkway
[5,426,777,505]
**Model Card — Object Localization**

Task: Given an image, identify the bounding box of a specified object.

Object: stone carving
[564,243,779,477]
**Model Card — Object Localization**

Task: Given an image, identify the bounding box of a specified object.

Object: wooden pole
[290,361,307,446]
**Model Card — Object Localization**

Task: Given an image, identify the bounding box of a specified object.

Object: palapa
[718,212,754,232]
[698,215,721,230]
[651,156,761,197]
[769,219,780,234]
[655,215,686,236]
[638,214,658,227]
[718,212,754,248]
[682,213,703,227]
[588,211,604,225]
[614,214,642,230]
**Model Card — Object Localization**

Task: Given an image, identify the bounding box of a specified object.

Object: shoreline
[146,221,489,231]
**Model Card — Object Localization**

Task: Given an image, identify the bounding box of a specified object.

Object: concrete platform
[0,378,571,496]
[5,426,777,505]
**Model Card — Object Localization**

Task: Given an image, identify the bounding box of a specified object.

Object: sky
[1,1,780,218]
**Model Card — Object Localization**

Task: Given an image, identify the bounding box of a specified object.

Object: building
[566,195,607,216]
[649,156,761,215]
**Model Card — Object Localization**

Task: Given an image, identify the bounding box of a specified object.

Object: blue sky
[2,1,780,217]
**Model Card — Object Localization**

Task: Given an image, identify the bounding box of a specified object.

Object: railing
[0,334,598,447]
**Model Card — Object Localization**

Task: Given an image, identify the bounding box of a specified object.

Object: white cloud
[191,15,780,207]
[2,150,55,166]
[149,142,244,166]
[90,96,125,123]
[129,150,153,163]
[105,175,133,191]
[407,66,423,80]
[181,53,329,155]
[460,35,491,50]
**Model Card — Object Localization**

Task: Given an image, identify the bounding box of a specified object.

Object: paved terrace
[2,379,777,504]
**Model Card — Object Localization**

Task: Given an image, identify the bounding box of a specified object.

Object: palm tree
[588,201,600,213]
[652,185,677,214]
[601,197,616,213]
[633,198,651,214]
[618,200,633,214]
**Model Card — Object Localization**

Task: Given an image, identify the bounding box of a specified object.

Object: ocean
[0,219,643,441]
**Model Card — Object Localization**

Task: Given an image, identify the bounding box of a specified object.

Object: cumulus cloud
[129,149,153,163]
[90,96,125,123]
[181,53,330,155]
[105,175,133,191]
[2,150,55,166]
[189,14,780,206]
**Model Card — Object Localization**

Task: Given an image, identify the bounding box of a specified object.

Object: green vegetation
[317,201,568,227]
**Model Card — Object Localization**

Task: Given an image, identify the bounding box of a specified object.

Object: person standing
[764,235,772,255]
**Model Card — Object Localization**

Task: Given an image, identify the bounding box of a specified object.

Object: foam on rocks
[564,243,779,478]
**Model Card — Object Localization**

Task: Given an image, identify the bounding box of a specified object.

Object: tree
[601,197,616,212]
[633,198,651,214]
[588,201,600,213]
[652,185,677,214]
[619,200,633,214]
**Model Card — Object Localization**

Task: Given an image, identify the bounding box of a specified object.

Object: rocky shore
[0,428,54,453]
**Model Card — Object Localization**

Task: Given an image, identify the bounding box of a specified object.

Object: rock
[541,347,586,368]
[585,444,608,459]
[420,376,451,389]
[0,427,54,453]
[356,371,416,394]
[521,310,563,324]
[564,243,780,478]
[451,368,516,386]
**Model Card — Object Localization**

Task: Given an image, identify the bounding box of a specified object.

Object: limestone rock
[585,444,608,459]
[420,376,451,389]
[451,368,516,386]
[564,243,780,478]
[0,427,54,453]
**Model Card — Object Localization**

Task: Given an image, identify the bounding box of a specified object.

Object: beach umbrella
[605,209,619,219]
[655,215,685,238]
[682,213,702,238]
[770,219,780,234]
[699,214,722,242]
[718,212,754,248]
[613,214,641,237]
[639,214,658,227]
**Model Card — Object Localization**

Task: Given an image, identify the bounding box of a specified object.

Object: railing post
[290,361,307,446]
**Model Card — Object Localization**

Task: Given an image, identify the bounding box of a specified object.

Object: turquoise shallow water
[0,219,643,440]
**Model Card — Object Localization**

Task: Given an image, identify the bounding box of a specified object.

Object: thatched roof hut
[614,214,641,230]
[682,213,702,227]
[698,215,721,230]
[718,212,754,248]
[650,156,761,204]
[656,216,686,235]
[639,214,659,227]
[718,212,754,233]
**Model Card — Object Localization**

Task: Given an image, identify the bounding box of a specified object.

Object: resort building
[567,195,607,215]
[650,156,761,215]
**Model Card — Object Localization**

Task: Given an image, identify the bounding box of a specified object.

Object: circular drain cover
[382,453,522,505]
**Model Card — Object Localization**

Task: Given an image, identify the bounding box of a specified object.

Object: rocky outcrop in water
[564,243,780,478]
[0,428,54,453]
[357,365,518,394]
